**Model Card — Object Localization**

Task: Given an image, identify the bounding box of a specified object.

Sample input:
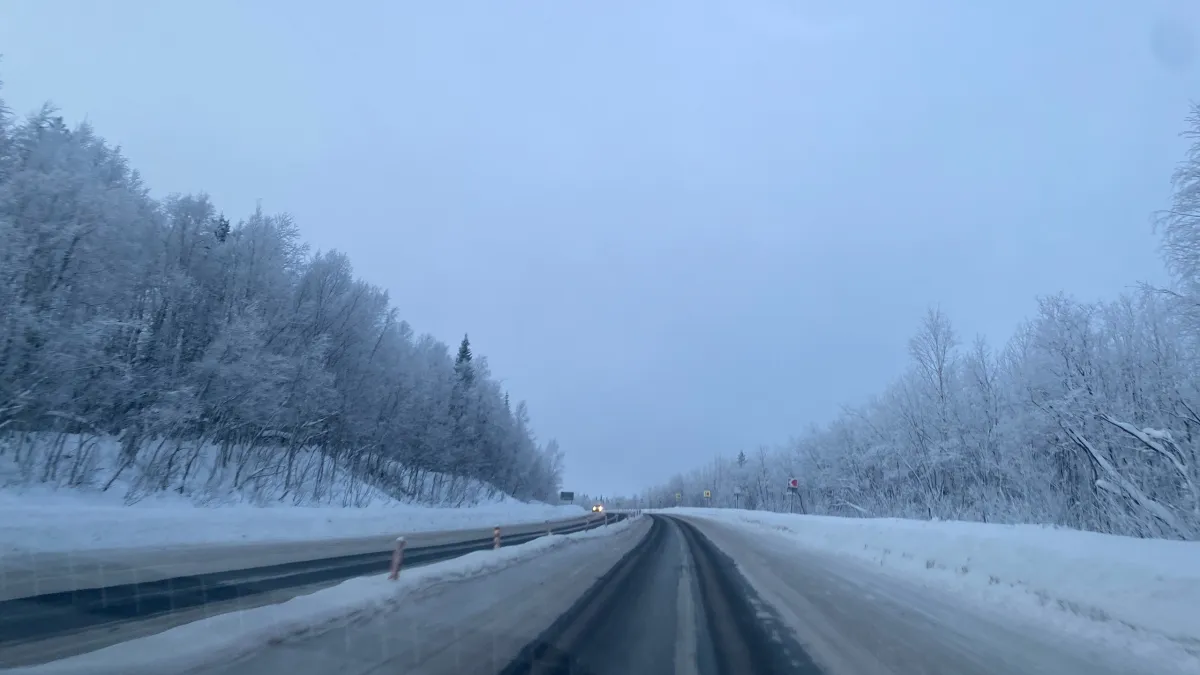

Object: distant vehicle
[592,504,604,513]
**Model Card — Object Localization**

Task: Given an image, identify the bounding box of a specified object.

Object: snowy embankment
[1,434,581,553]
[3,517,641,675]
[673,508,1200,655]
[1,499,584,554]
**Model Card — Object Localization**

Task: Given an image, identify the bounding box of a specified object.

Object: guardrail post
[493,526,501,549]
[388,537,406,580]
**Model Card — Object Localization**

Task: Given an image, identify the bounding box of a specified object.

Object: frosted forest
[5,80,1200,541]
[646,108,1200,542]
[0,89,565,507]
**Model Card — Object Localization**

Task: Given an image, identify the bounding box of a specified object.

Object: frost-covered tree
[0,87,563,505]
[648,106,1200,541]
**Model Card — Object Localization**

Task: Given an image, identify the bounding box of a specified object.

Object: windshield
[0,2,1197,674]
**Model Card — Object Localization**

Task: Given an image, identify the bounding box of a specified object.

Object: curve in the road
[499,514,821,675]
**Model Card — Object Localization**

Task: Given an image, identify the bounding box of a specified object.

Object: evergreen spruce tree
[455,334,474,387]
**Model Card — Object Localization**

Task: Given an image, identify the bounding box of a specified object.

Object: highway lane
[0,513,618,668]
[192,514,814,675]
[501,514,817,675]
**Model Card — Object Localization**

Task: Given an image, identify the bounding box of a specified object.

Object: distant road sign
[675,492,682,501]
[787,478,799,490]
[560,491,574,502]
[703,490,712,499]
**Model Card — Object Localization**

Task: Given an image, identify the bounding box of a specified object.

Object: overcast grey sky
[1,1,1196,496]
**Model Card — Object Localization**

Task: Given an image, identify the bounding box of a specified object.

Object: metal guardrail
[0,513,629,649]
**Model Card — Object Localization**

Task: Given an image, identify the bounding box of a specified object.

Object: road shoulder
[681,515,1187,675]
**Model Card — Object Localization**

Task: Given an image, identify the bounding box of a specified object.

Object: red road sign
[787,478,799,489]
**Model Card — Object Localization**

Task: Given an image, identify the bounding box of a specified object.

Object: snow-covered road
[6,510,1195,675]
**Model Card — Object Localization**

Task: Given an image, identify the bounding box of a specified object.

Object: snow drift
[1,434,582,553]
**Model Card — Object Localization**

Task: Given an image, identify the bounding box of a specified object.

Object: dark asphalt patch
[500,515,824,675]
[673,517,824,675]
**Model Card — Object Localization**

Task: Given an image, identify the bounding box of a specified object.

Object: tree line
[0,89,564,505]
[646,106,1200,541]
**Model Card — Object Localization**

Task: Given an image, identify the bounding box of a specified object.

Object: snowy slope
[1,434,581,553]
[670,508,1200,657]
[2,499,584,553]
[0,434,530,508]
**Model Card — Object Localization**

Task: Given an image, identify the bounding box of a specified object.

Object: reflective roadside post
[388,537,406,580]
[493,526,501,549]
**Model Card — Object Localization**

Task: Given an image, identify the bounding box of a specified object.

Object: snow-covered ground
[1,434,581,553]
[3,517,641,675]
[671,508,1200,663]
[0,433,532,508]
[2,499,584,554]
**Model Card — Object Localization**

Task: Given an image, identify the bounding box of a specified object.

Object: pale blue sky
[1,0,1196,495]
